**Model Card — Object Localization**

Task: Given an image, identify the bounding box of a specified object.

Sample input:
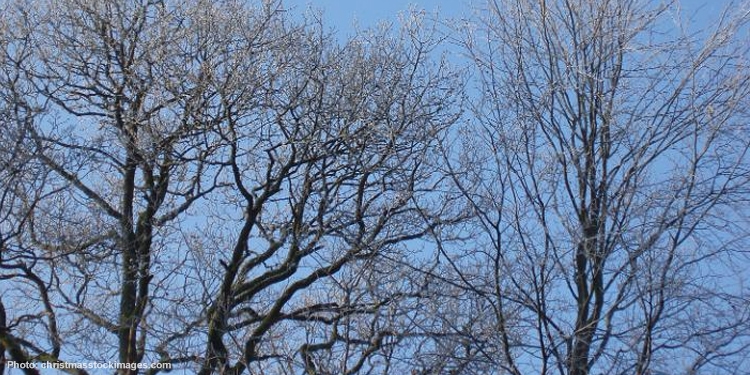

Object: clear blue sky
[283,0,466,34]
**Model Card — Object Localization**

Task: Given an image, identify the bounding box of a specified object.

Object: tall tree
[0,0,462,374]
[190,8,463,375]
[447,0,750,374]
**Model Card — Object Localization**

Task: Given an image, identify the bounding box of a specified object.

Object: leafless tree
[188,9,464,375]
[0,0,462,374]
[444,0,750,374]
[1,9,65,374]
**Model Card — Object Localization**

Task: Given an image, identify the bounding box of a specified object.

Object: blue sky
[283,0,466,33]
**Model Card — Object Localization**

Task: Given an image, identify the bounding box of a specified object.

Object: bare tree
[0,0,462,374]
[1,0,235,372]
[189,9,464,375]
[1,9,66,374]
[445,0,750,374]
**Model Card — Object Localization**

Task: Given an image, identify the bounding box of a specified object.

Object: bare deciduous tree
[444,0,750,374]
[0,0,462,374]
[190,9,463,375]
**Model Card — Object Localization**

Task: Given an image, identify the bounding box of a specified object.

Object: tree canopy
[1,0,749,375]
